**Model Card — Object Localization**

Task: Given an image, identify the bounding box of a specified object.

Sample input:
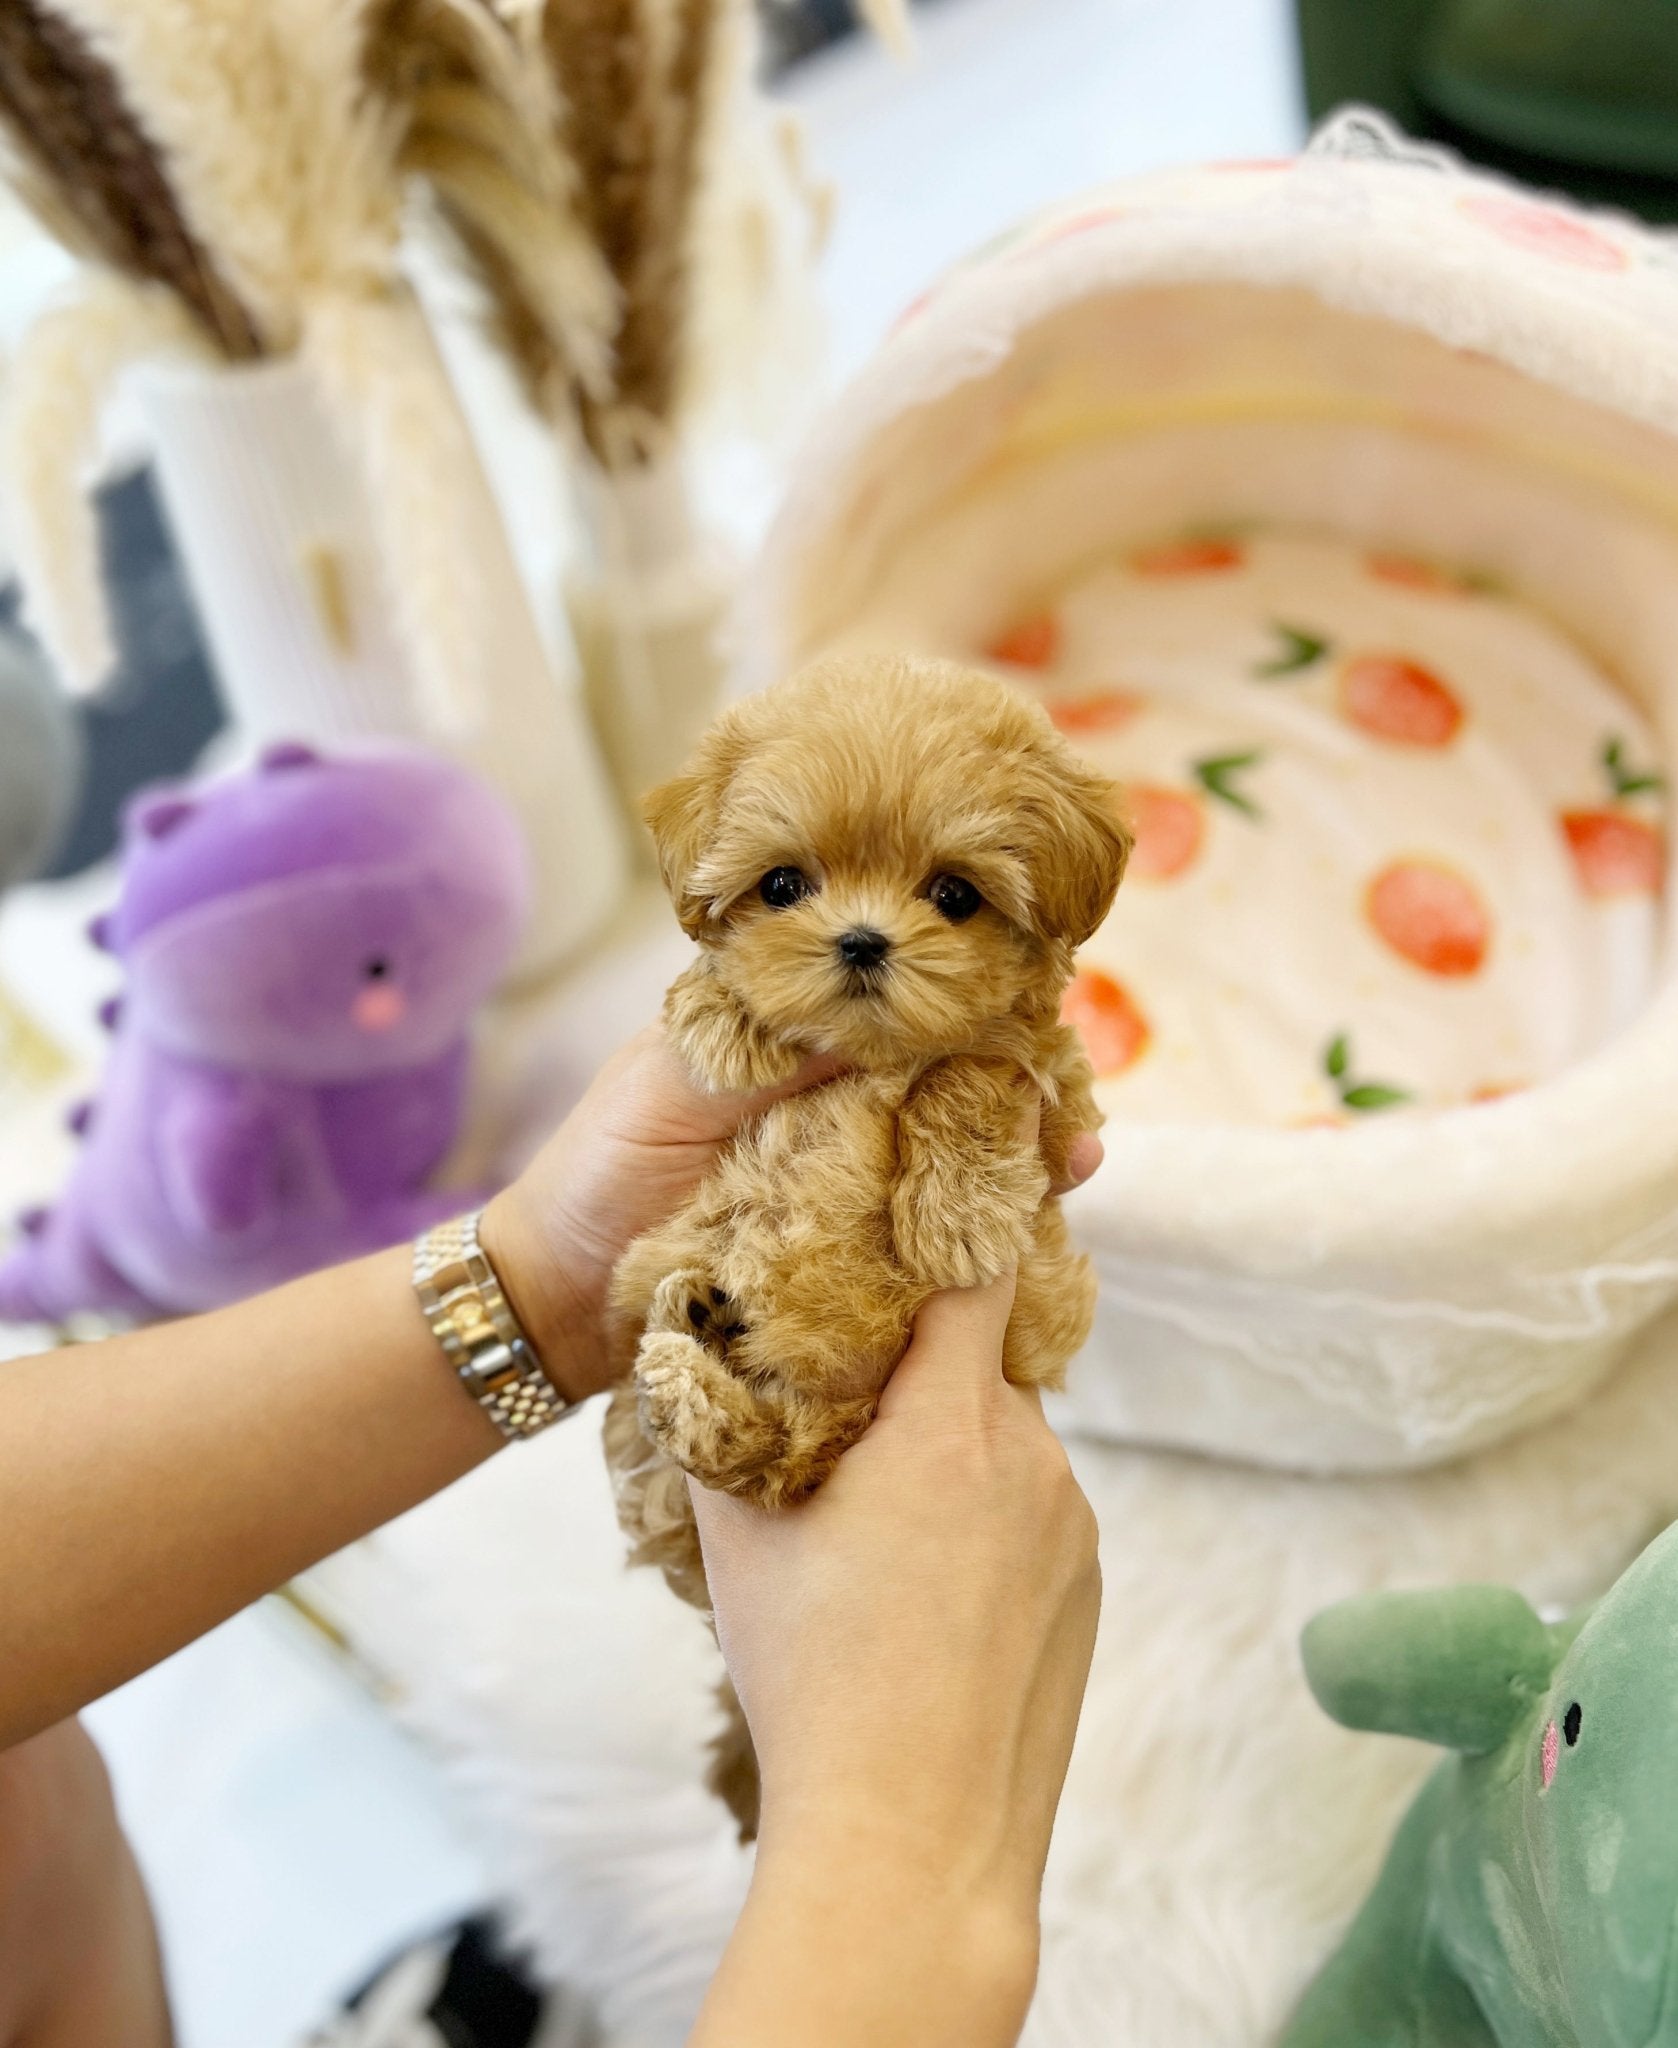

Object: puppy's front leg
[635,1331,874,1511]
[891,1057,1049,1291]
[664,959,808,1093]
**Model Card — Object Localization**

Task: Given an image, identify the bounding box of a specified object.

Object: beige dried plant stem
[856,0,912,59]
[1,273,209,689]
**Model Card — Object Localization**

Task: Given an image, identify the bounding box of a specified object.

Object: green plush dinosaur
[1281,1521,1678,2047]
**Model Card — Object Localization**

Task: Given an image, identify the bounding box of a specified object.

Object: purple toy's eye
[363,956,392,981]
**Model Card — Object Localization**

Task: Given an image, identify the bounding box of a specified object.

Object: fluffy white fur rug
[310,1303,1678,2047]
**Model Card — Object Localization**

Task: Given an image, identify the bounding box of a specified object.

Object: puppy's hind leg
[604,1385,765,1839]
[708,1674,761,1843]
[1004,1200,1097,1395]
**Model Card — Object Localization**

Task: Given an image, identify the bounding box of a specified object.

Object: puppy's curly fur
[603,655,1131,1837]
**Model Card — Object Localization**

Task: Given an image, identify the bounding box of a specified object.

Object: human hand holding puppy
[484,1025,1104,1402]
[689,1261,1103,2048]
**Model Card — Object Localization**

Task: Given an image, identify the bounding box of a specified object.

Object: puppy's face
[646,657,1131,1066]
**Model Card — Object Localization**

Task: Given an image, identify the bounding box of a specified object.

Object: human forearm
[0,1243,508,1746]
[0,1025,847,1748]
[692,1818,1036,2048]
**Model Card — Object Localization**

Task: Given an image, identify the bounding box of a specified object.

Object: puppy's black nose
[836,927,891,970]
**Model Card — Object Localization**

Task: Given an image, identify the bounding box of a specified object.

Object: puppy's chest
[725,1072,912,1223]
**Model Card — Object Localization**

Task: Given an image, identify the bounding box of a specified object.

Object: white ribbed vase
[133,352,626,983]
[565,455,736,839]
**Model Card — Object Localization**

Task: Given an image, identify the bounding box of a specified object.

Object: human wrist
[738,1817,1038,2045]
[753,1799,1040,2010]
[477,1186,606,1407]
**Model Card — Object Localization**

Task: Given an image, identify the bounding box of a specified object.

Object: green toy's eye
[1563,1701,1582,1746]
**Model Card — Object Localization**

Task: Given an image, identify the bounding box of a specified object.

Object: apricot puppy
[603,654,1130,1837]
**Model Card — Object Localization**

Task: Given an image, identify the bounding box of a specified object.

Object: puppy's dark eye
[929,874,982,923]
[1563,1701,1582,1747]
[760,866,813,910]
[364,956,391,981]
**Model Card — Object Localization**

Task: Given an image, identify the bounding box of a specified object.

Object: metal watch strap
[412,1211,573,1441]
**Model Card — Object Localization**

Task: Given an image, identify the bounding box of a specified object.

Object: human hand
[690,1270,1102,2032]
[482,1024,837,1402]
[482,1025,1103,1407]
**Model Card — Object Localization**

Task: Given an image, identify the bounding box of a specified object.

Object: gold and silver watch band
[412,1210,573,1441]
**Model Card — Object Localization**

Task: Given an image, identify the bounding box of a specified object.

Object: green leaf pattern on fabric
[1323,1034,1411,1114]
[1255,621,1333,677]
[1193,749,1265,818]
[1603,735,1664,799]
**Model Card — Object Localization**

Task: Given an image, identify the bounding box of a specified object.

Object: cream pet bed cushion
[751,114,1678,1472]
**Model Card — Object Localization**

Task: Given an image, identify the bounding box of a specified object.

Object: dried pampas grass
[49,0,401,350]
[0,0,535,724]
[362,0,616,409]
[1,273,209,690]
[469,0,826,471]
[303,287,487,734]
[0,0,261,355]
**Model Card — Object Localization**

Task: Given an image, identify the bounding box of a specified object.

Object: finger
[643,1023,845,1116]
[616,1026,846,1147]
[687,1473,763,1568]
[1049,1130,1104,1196]
[877,1269,1019,1416]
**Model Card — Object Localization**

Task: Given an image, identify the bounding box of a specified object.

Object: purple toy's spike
[66,1101,93,1137]
[259,741,322,773]
[131,795,197,842]
[97,996,123,1032]
[18,1207,48,1237]
[86,914,113,952]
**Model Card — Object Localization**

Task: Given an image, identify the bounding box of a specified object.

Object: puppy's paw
[635,1333,783,1488]
[648,1268,749,1359]
[891,1151,1047,1290]
[665,966,805,1094]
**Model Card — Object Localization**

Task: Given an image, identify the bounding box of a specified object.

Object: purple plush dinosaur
[0,742,530,1324]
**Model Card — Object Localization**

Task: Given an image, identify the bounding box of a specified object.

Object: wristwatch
[412,1210,575,1441]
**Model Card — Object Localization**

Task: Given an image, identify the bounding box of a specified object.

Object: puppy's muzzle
[835,926,892,989]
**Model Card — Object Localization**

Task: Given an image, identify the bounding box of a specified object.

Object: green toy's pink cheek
[1541,1719,1560,1789]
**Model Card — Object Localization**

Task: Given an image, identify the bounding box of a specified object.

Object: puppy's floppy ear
[1016,746,1132,947]
[644,760,725,939]
[644,712,755,938]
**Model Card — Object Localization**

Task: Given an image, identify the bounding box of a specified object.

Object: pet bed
[751,111,1678,1472]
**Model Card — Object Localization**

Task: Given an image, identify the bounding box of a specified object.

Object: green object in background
[1297,0,1678,219]
[1281,1522,1678,2045]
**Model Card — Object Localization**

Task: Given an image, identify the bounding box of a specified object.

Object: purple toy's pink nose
[352,984,408,1034]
